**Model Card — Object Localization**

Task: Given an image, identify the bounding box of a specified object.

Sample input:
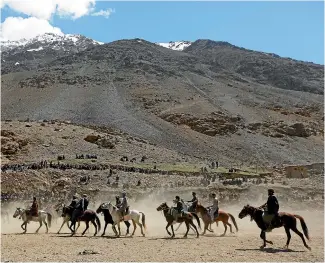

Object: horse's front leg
[166,222,172,237]
[21,222,27,233]
[102,222,108,236]
[57,218,67,234]
[82,221,89,236]
[184,221,190,238]
[117,221,121,237]
[171,224,175,238]
[259,230,273,248]
[112,224,118,236]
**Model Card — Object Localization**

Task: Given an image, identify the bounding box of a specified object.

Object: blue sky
[1,1,324,64]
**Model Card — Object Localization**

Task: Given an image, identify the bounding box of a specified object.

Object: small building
[285,165,308,178]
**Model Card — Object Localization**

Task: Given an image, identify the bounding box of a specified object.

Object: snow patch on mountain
[156,41,192,51]
[27,47,44,52]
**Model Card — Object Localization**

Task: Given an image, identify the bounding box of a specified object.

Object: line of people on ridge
[27,188,279,232]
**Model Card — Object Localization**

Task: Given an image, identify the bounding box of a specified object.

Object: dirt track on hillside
[1,202,324,262]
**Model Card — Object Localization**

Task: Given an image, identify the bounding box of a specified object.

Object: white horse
[104,202,146,237]
[13,207,52,233]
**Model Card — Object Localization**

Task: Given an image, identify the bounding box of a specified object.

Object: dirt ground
[1,201,324,262]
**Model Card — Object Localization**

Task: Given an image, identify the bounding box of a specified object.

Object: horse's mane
[197,203,208,212]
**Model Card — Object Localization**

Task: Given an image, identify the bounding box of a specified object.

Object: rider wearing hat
[29,197,39,217]
[71,194,89,228]
[118,191,129,220]
[173,195,185,221]
[68,195,78,209]
[259,189,280,231]
[115,195,121,207]
[209,193,219,221]
[187,192,198,211]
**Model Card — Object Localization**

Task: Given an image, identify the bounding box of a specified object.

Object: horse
[156,202,200,238]
[13,207,52,234]
[63,206,101,236]
[96,203,131,236]
[194,203,238,236]
[55,204,82,234]
[104,202,146,237]
[238,204,311,250]
[174,201,205,233]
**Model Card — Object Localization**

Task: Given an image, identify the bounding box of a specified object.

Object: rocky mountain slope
[1,34,324,166]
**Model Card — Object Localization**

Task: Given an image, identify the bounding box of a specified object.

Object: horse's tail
[192,213,201,230]
[228,213,238,232]
[47,213,52,228]
[140,212,146,230]
[294,214,310,240]
[95,214,101,232]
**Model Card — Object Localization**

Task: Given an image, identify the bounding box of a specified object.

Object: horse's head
[61,205,69,217]
[238,204,255,220]
[96,203,107,214]
[156,202,168,211]
[13,207,22,218]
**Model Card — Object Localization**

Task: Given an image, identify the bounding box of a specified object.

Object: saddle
[207,208,219,218]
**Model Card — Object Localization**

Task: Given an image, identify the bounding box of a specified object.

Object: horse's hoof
[260,245,266,249]
[101,234,105,237]
[269,241,273,245]
[142,234,145,237]
[183,236,188,239]
[307,246,311,251]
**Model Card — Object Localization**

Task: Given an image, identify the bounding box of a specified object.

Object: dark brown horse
[195,203,238,236]
[61,206,101,236]
[156,202,200,238]
[238,205,311,250]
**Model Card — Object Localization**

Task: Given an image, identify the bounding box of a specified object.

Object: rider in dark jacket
[260,189,279,230]
[30,197,39,217]
[68,196,78,209]
[187,192,198,211]
[173,196,185,221]
[71,194,89,230]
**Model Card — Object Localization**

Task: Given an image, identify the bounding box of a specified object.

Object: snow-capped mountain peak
[0,33,104,52]
[155,41,192,51]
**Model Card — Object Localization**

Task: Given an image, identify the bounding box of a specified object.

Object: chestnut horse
[238,204,311,250]
[157,202,200,238]
[195,203,238,236]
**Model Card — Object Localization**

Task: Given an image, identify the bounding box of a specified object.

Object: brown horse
[238,204,311,250]
[61,206,101,236]
[195,203,238,236]
[157,202,200,238]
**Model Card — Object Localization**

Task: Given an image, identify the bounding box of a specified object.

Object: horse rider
[71,194,89,227]
[118,191,129,220]
[29,197,39,217]
[259,189,280,231]
[115,195,121,207]
[187,192,198,212]
[173,196,185,221]
[208,193,219,221]
[68,195,78,209]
